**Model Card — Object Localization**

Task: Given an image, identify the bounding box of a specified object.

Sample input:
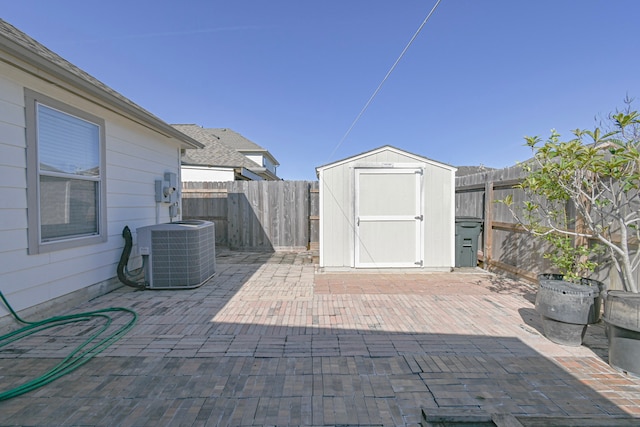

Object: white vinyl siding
[181,166,235,182]
[246,153,278,175]
[261,156,278,175]
[0,61,182,315]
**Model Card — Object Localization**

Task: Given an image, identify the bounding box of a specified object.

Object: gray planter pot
[535,274,603,346]
[603,290,640,377]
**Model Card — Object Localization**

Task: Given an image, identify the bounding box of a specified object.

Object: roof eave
[247,167,280,181]
[236,148,280,166]
[0,29,203,149]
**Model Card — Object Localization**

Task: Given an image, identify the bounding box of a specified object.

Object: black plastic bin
[455,217,483,267]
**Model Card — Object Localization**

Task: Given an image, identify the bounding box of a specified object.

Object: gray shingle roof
[206,128,280,166]
[208,128,265,151]
[204,128,280,166]
[0,19,202,149]
[455,165,496,176]
[173,124,261,169]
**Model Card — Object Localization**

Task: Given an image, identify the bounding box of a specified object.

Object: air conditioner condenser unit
[136,220,216,289]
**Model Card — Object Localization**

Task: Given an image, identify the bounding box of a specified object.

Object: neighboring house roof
[208,128,280,167]
[0,19,203,150]
[174,124,260,168]
[455,165,496,176]
[174,124,279,180]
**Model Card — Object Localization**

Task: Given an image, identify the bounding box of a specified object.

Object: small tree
[501,102,640,293]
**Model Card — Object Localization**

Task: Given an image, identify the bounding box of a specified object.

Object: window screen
[37,104,101,242]
[38,104,100,176]
[26,89,107,254]
[39,176,98,240]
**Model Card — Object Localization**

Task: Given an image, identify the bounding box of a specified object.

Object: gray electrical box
[155,172,177,203]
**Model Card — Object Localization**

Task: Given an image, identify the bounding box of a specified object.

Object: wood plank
[309,181,319,248]
[271,180,282,248]
[455,183,486,192]
[488,259,538,284]
[293,181,308,248]
[181,180,318,250]
[181,188,228,194]
[484,180,493,264]
[492,221,527,232]
[226,181,241,249]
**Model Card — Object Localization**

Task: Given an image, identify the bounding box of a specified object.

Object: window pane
[40,175,98,241]
[38,104,100,176]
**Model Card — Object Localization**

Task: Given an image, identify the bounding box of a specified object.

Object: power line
[328,0,443,161]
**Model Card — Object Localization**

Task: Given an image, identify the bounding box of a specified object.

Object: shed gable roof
[316,145,456,174]
[0,19,202,149]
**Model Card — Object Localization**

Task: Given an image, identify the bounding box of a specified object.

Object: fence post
[183,180,319,251]
[309,182,319,251]
[483,180,494,267]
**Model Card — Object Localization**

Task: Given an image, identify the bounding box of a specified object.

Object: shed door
[355,168,423,268]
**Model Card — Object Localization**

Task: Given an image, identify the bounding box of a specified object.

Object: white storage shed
[316,145,456,270]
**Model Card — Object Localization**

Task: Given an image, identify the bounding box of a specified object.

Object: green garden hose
[0,291,137,401]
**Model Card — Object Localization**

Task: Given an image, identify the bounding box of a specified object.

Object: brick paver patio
[1,250,639,426]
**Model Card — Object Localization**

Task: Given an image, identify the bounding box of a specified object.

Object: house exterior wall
[0,59,182,317]
[262,156,278,175]
[318,147,455,269]
[246,153,277,175]
[182,165,235,182]
[246,154,263,167]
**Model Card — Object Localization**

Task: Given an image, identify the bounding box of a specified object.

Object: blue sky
[3,1,639,180]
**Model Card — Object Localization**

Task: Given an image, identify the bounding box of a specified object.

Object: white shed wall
[319,163,354,268]
[0,60,183,316]
[318,147,455,269]
[423,164,455,268]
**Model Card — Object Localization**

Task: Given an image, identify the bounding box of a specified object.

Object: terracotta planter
[535,274,602,346]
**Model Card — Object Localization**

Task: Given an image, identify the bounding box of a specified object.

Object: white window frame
[25,89,107,254]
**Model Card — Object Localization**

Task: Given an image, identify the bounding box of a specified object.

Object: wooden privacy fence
[182,181,319,251]
[455,164,632,289]
[456,164,546,283]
